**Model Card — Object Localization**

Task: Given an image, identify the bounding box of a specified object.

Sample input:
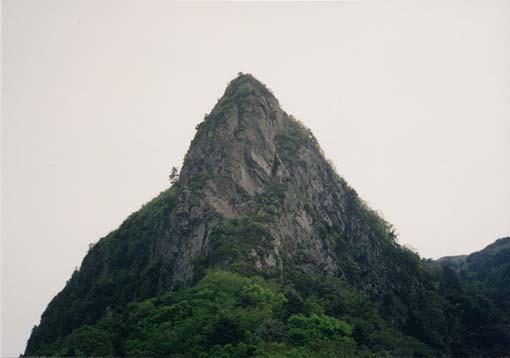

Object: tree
[169,166,179,184]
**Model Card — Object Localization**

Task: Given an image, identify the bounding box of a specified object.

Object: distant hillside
[438,237,510,312]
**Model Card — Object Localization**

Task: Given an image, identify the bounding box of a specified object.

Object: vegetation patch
[206,214,273,276]
[34,271,358,357]
[186,171,213,192]
[26,187,178,354]
[275,120,311,164]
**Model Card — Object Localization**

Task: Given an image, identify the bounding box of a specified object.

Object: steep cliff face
[153,74,404,293]
[26,74,507,356]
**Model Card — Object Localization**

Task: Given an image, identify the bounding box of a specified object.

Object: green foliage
[343,185,397,246]
[287,314,353,345]
[279,268,435,357]
[26,187,178,355]
[256,178,287,210]
[31,261,510,358]
[193,95,234,141]
[32,271,363,357]
[206,214,273,276]
[275,118,316,163]
[235,81,257,99]
[193,75,267,143]
[447,237,510,313]
[186,171,213,191]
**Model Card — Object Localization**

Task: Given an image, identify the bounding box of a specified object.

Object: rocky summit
[25,74,510,357]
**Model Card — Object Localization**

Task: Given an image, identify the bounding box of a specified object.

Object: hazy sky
[2,0,510,355]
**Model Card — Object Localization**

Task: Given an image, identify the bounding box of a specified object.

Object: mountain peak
[190,73,281,144]
[222,72,278,103]
[180,74,288,204]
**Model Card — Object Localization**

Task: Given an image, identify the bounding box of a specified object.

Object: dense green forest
[32,259,509,357]
[439,237,510,315]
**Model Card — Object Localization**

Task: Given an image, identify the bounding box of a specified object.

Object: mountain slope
[438,237,510,312]
[25,74,510,357]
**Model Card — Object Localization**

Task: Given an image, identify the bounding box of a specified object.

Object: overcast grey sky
[2,0,510,355]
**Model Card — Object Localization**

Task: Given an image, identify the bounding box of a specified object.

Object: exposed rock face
[25,74,417,354]
[153,74,404,292]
